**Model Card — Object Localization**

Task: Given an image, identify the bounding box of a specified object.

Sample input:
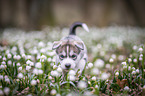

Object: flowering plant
[0,27,145,95]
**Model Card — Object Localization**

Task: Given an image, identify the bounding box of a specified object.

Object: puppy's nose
[65,63,71,69]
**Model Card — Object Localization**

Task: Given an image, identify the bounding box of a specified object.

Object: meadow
[0,26,145,96]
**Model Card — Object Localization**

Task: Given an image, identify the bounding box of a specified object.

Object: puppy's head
[52,40,84,70]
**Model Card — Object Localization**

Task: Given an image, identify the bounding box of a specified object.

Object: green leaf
[109,83,120,92]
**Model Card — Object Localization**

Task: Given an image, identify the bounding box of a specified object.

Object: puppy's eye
[60,55,65,59]
[72,55,77,59]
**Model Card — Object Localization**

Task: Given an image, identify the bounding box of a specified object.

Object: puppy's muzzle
[65,63,71,69]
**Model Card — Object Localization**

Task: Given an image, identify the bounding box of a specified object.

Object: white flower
[95,85,99,89]
[136,69,139,73]
[3,57,6,61]
[16,79,20,82]
[84,91,93,96]
[51,63,54,66]
[26,66,31,71]
[50,89,57,95]
[31,79,37,85]
[11,46,17,51]
[26,55,32,60]
[121,62,127,66]
[51,71,59,77]
[132,67,135,70]
[13,55,17,59]
[27,94,32,96]
[66,93,73,96]
[17,73,23,79]
[0,89,4,95]
[69,70,76,76]
[133,45,137,50]
[78,81,87,89]
[48,51,55,56]
[33,68,39,75]
[101,73,110,80]
[88,81,91,84]
[115,72,119,76]
[140,54,143,57]
[105,64,111,69]
[47,58,52,62]
[26,60,34,66]
[87,63,93,68]
[33,49,38,54]
[91,68,100,75]
[139,57,143,61]
[40,48,46,53]
[111,54,116,59]
[17,62,21,66]
[133,59,137,63]
[57,67,62,73]
[123,65,127,69]
[5,77,10,83]
[94,59,104,68]
[7,60,12,65]
[0,75,3,80]
[26,60,31,65]
[68,75,76,81]
[18,66,22,71]
[48,76,53,80]
[37,79,40,83]
[2,61,6,65]
[91,76,96,81]
[53,65,57,69]
[138,47,143,52]
[22,54,26,58]
[100,50,105,56]
[38,41,45,47]
[40,55,47,60]
[128,66,131,71]
[97,44,102,49]
[128,58,132,63]
[109,58,114,63]
[16,55,21,60]
[82,77,86,81]
[35,62,42,68]
[56,94,61,96]
[143,85,145,89]
[4,87,10,95]
[118,55,124,61]
[38,69,43,75]
[132,71,136,75]
[0,65,6,69]
[124,86,129,91]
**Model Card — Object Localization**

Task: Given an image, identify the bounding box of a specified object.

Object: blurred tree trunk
[38,0,55,27]
[122,0,143,27]
[80,0,90,24]
[0,0,12,28]
[14,0,29,29]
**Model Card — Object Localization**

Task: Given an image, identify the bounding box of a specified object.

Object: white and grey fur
[52,22,89,74]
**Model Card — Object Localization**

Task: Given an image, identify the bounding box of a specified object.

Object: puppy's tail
[69,22,89,35]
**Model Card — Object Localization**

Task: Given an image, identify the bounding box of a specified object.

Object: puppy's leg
[75,57,87,76]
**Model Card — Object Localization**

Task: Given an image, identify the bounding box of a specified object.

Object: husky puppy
[52,22,89,74]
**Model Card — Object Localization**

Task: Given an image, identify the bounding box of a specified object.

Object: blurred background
[0,0,145,30]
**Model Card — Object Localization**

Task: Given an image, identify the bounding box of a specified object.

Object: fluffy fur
[52,22,89,74]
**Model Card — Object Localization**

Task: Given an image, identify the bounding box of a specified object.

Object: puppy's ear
[74,41,84,50]
[52,41,62,50]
